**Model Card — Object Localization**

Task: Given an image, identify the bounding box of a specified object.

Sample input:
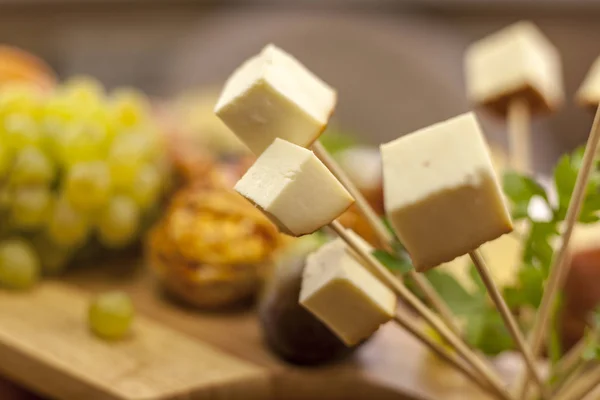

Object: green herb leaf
[318,128,357,155]
[372,250,413,274]
[503,171,549,220]
[424,269,483,315]
[467,312,514,355]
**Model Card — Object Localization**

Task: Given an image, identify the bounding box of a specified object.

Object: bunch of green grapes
[0,77,168,286]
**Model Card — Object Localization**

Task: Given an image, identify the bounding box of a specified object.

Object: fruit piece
[0,46,56,90]
[11,186,52,229]
[0,239,40,290]
[129,163,161,210]
[2,113,41,150]
[147,185,283,309]
[109,88,150,128]
[11,146,54,185]
[258,235,356,365]
[108,134,146,189]
[47,195,89,247]
[64,161,111,212]
[88,291,134,340]
[97,195,140,248]
[57,122,111,166]
[61,76,104,108]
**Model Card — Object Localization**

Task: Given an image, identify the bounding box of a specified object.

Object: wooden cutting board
[0,282,269,400]
[0,256,507,400]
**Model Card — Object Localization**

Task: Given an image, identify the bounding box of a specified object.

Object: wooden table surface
[0,256,505,400]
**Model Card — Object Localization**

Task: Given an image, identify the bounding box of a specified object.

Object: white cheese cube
[577,56,600,108]
[214,44,337,155]
[235,138,353,236]
[465,21,563,115]
[380,112,513,272]
[300,238,397,346]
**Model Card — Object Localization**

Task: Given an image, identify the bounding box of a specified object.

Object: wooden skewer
[328,221,513,400]
[554,364,600,400]
[552,338,587,383]
[516,105,600,399]
[507,97,532,173]
[392,310,507,400]
[551,362,587,398]
[312,141,462,337]
[469,250,548,397]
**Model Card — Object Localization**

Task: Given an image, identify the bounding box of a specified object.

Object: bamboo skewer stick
[516,105,600,399]
[469,250,547,397]
[392,311,507,400]
[312,141,462,338]
[552,362,587,398]
[507,97,532,173]
[554,364,600,400]
[329,221,513,400]
[553,339,588,383]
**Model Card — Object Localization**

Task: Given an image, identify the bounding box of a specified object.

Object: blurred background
[3,0,600,173]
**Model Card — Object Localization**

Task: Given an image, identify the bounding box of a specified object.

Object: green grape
[2,113,41,151]
[0,239,40,290]
[129,163,161,210]
[11,186,52,230]
[31,235,72,276]
[0,84,43,119]
[97,195,140,248]
[47,195,90,247]
[108,139,143,190]
[109,88,150,128]
[88,291,134,340]
[57,121,111,166]
[65,161,111,211]
[61,76,105,108]
[11,146,55,185]
[0,141,12,179]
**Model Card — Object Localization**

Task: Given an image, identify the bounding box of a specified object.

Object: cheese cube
[235,138,353,236]
[577,56,600,108]
[380,112,513,271]
[465,21,563,115]
[214,44,337,155]
[300,238,397,346]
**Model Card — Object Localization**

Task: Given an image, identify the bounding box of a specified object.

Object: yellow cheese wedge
[577,56,600,108]
[214,44,336,155]
[465,21,563,115]
[300,238,397,346]
[235,138,353,236]
[380,112,513,272]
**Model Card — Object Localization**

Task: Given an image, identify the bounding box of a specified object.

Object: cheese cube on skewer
[381,112,513,272]
[215,44,337,155]
[300,238,397,346]
[577,56,600,108]
[235,138,353,236]
[465,21,563,115]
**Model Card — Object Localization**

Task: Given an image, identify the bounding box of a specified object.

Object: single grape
[47,195,90,247]
[11,146,55,186]
[1,113,41,151]
[31,235,73,276]
[108,138,143,190]
[57,121,111,166]
[0,239,40,290]
[61,76,105,108]
[11,186,52,230]
[88,291,134,340]
[0,186,12,210]
[109,88,149,128]
[97,195,140,248]
[65,161,111,212]
[129,163,161,210]
[0,84,43,119]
